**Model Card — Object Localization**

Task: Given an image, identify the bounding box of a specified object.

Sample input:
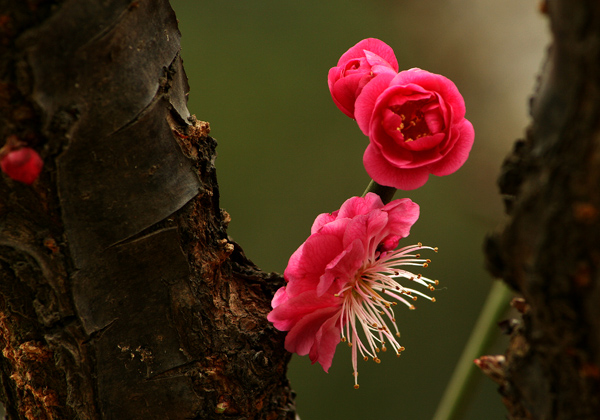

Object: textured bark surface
[0,1,295,419]
[486,1,600,418]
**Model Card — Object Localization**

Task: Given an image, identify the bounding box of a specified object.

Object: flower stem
[362,180,396,204]
[431,280,512,420]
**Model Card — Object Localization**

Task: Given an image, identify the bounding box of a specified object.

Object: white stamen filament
[340,243,438,389]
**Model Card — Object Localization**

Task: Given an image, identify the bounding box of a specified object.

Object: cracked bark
[485,1,600,419]
[0,1,295,419]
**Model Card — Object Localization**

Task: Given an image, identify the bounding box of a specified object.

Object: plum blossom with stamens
[267,193,439,388]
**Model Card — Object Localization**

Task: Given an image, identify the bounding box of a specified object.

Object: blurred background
[169,0,548,419]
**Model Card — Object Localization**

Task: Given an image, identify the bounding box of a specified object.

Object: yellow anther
[423,263,429,268]
[409,305,416,310]
[418,242,422,247]
[375,348,380,353]
[431,297,436,303]
[434,280,440,285]
[412,296,418,301]
[374,358,381,364]
[399,346,405,351]
[434,247,439,252]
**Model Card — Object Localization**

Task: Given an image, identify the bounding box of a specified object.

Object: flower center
[335,242,438,389]
[389,102,432,142]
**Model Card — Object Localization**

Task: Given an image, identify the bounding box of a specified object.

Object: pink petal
[336,193,383,219]
[395,68,466,120]
[318,238,365,296]
[283,304,341,359]
[363,144,431,190]
[400,133,446,152]
[428,119,475,176]
[267,290,340,332]
[285,234,342,297]
[309,313,342,372]
[0,148,43,185]
[271,287,289,309]
[311,212,338,234]
[354,72,396,135]
[337,38,399,72]
[381,199,420,243]
[342,211,388,255]
[330,72,367,118]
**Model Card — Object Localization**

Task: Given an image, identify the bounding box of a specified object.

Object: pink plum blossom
[328,38,399,119]
[268,193,438,388]
[0,147,43,185]
[355,68,475,190]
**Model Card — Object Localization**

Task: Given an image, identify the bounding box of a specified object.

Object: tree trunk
[486,1,600,418]
[0,1,295,419]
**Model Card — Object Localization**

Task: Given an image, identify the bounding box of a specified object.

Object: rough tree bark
[0,1,295,419]
[486,1,600,419]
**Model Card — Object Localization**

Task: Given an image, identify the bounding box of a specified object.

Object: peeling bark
[0,1,295,419]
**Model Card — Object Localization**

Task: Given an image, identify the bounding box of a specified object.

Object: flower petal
[284,304,341,362]
[309,313,343,372]
[318,238,366,296]
[337,193,383,219]
[354,72,395,135]
[268,290,340,332]
[428,119,475,176]
[337,38,399,71]
[363,144,430,190]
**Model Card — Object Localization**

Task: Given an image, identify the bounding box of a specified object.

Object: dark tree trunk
[0,1,295,419]
[486,1,600,418]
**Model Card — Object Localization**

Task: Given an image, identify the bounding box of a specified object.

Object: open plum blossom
[355,68,475,190]
[268,193,438,388]
[0,147,43,185]
[328,38,399,119]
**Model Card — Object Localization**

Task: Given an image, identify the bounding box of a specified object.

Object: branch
[485,1,600,418]
[0,1,295,418]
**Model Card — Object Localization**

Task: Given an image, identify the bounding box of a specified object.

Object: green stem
[362,180,396,204]
[431,280,512,420]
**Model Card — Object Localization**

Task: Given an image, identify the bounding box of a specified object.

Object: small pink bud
[1,147,43,185]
